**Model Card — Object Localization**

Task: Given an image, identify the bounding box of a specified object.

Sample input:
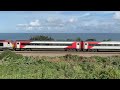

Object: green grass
[0,50,120,79]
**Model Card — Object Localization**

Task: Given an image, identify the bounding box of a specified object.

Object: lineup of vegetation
[30,35,55,41]
[0,50,120,79]
[30,35,112,41]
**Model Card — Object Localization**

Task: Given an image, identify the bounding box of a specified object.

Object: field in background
[0,50,120,79]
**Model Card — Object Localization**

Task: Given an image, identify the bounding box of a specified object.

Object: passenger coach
[83,41,120,51]
[14,40,82,51]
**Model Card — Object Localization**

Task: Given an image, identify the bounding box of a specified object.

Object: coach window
[96,44,100,46]
[108,44,112,46]
[0,43,3,46]
[101,44,106,46]
[115,44,120,46]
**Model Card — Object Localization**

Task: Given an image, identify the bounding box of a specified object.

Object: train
[1,40,120,52]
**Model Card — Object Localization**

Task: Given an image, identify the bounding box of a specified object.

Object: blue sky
[0,11,120,33]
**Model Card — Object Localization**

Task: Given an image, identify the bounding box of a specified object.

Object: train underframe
[0,47,120,52]
[14,48,120,52]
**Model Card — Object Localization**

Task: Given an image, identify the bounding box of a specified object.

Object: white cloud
[17,24,28,27]
[17,18,64,31]
[17,19,42,31]
[16,12,120,33]
[29,19,40,26]
[79,13,90,18]
[47,17,55,22]
[26,27,33,30]
[69,18,76,23]
[81,20,99,27]
[113,11,120,20]
[82,13,90,16]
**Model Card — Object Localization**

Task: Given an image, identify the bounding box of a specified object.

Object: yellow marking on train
[12,43,14,48]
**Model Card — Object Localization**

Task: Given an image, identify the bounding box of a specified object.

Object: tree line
[30,35,112,41]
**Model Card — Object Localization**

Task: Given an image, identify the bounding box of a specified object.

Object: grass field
[0,50,120,79]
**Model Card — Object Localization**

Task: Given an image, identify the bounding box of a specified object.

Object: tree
[86,38,96,41]
[103,40,107,41]
[76,37,81,41]
[103,39,112,41]
[66,39,73,41]
[107,39,112,41]
[30,35,54,41]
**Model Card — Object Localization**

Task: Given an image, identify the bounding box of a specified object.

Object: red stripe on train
[66,42,77,49]
[87,42,100,49]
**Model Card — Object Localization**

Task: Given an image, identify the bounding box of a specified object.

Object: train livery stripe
[20,41,31,48]
[66,42,77,49]
[87,42,100,49]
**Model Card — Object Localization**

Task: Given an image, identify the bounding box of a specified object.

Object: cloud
[17,19,42,30]
[69,18,76,23]
[29,20,40,26]
[80,13,90,17]
[26,27,33,30]
[113,11,120,20]
[16,11,120,33]
[17,18,64,31]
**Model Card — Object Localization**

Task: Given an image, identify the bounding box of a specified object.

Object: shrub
[0,51,120,79]
[30,35,54,41]
[0,50,23,60]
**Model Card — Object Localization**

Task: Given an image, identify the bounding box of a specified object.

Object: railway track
[1,51,120,54]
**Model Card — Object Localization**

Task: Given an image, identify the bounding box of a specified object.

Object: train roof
[15,40,30,41]
[0,40,10,41]
[15,40,76,42]
[85,41,120,42]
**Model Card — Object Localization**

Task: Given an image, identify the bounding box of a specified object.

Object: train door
[16,42,20,49]
[76,42,80,49]
[84,42,88,49]
[0,42,3,50]
[7,42,11,48]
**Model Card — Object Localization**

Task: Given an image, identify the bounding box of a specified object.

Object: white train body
[14,40,81,51]
[83,41,120,51]
[1,40,120,51]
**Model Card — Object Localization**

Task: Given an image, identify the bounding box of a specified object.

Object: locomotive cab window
[77,43,79,45]
[17,43,19,44]
[8,42,10,44]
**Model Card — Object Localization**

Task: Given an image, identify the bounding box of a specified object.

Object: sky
[0,11,120,33]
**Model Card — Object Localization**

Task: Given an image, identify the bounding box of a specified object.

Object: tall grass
[0,51,120,79]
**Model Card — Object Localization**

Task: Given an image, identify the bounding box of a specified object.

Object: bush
[0,50,23,60]
[63,54,81,61]
[0,51,120,79]
[30,35,54,41]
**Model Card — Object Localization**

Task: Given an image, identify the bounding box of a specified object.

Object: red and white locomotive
[0,40,14,51]
[1,40,120,52]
